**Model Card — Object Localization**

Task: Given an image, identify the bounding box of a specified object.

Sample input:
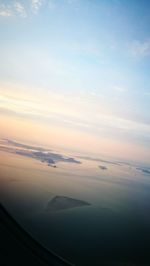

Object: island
[46,196,91,212]
[99,165,107,170]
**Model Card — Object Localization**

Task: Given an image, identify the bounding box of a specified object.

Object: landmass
[46,196,91,212]
[99,165,107,170]
[0,139,81,167]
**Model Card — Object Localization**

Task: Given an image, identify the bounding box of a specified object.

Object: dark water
[1,146,150,265]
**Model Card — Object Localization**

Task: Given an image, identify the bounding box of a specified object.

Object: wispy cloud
[0,0,44,18]
[0,1,26,18]
[0,3,13,17]
[0,0,79,18]
[0,83,150,138]
[14,2,27,17]
[129,39,150,58]
[31,0,44,14]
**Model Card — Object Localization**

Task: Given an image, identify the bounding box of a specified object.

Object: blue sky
[0,0,150,163]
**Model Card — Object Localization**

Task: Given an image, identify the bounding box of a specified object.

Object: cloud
[4,138,51,151]
[0,0,79,18]
[31,0,44,14]
[129,39,150,58]
[0,1,26,18]
[14,2,27,17]
[79,156,121,166]
[0,3,13,17]
[0,0,44,18]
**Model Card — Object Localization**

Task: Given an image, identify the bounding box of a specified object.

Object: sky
[0,0,150,163]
